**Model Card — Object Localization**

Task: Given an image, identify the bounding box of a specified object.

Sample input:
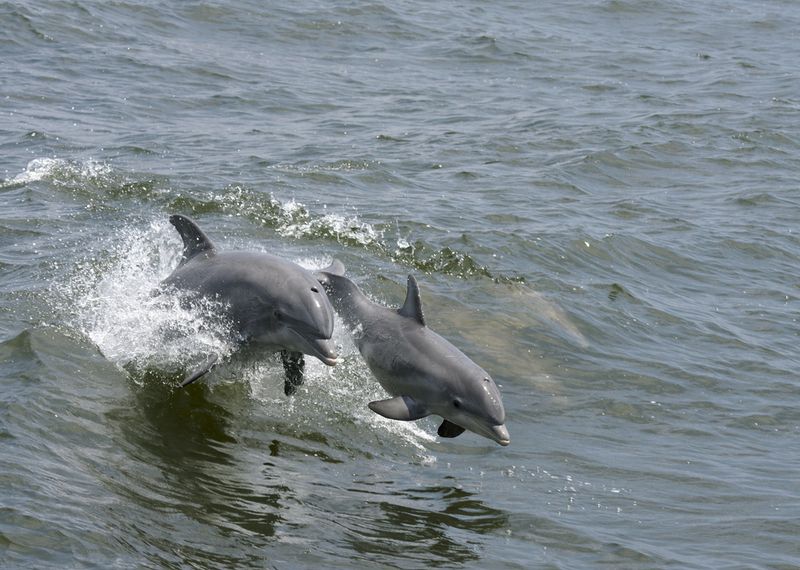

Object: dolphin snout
[491,424,510,446]
[301,335,339,366]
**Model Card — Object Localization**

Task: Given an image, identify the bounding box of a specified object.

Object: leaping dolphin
[162,214,342,393]
[317,270,510,446]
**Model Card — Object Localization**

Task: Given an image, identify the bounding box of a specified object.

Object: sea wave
[0,157,112,189]
[3,156,517,282]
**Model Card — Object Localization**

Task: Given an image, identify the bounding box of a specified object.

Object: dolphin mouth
[297,335,339,366]
[491,424,510,446]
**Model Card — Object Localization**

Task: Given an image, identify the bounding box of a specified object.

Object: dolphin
[162,214,342,393]
[317,270,509,446]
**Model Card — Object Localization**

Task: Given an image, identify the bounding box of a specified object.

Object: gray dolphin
[162,214,342,393]
[318,270,510,446]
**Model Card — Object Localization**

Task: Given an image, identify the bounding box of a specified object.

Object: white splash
[278,207,383,246]
[1,157,112,188]
[64,220,237,374]
[198,185,384,248]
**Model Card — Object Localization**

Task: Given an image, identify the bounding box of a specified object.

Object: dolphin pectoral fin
[281,350,305,396]
[437,419,466,438]
[368,396,429,421]
[180,354,219,387]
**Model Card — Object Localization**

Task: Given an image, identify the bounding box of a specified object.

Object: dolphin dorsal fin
[398,275,425,326]
[169,214,215,262]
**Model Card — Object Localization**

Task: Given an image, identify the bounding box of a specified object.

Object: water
[2,1,800,567]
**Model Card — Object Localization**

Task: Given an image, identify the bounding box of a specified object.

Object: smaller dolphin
[318,271,509,446]
[162,214,342,393]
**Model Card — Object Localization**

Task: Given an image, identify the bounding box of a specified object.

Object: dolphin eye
[310,286,319,293]
[452,399,461,409]
[273,310,282,321]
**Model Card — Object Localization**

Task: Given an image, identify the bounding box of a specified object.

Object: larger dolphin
[318,270,509,446]
[162,214,340,393]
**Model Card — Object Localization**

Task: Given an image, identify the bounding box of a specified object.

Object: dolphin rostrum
[162,214,342,393]
[317,270,510,446]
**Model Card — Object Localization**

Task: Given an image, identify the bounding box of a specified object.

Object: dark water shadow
[341,480,510,567]
[104,368,289,539]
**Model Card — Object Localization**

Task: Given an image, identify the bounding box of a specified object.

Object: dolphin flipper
[368,395,429,421]
[180,354,219,387]
[437,419,466,438]
[281,350,305,396]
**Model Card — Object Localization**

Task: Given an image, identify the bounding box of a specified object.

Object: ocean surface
[2,1,800,568]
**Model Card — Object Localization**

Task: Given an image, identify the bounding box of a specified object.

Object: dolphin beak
[491,424,510,446]
[303,337,339,366]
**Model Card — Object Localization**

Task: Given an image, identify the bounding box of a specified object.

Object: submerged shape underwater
[2,1,800,568]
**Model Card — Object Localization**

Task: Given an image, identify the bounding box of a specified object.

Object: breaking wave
[1,157,113,189]
[3,158,521,282]
[168,184,522,282]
